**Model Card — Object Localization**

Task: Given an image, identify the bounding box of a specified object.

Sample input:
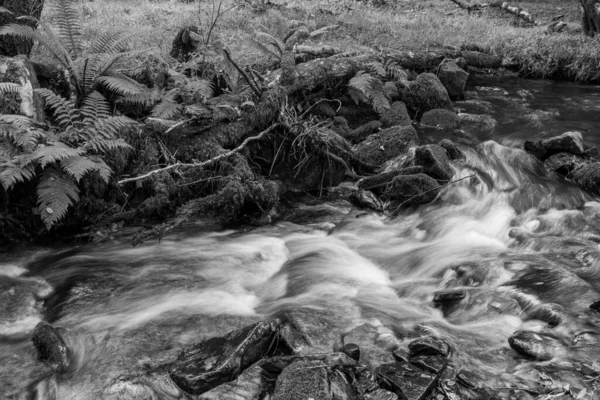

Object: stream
[3,77,600,399]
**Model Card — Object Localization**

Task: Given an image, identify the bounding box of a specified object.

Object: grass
[33,0,600,82]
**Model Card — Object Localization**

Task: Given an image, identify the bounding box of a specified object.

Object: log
[490,1,537,25]
[0,0,45,57]
[448,0,485,11]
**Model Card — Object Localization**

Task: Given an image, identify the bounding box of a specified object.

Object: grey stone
[380,101,411,128]
[349,120,382,144]
[353,125,418,167]
[414,144,454,182]
[31,321,70,372]
[524,131,585,160]
[420,109,459,130]
[384,174,440,206]
[438,61,469,99]
[402,73,454,114]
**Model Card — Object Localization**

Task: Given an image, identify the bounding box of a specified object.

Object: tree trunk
[0,0,45,57]
[580,0,600,37]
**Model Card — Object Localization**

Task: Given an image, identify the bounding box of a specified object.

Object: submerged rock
[458,113,498,134]
[566,161,600,196]
[31,321,70,372]
[508,330,561,361]
[420,109,459,130]
[169,320,279,395]
[408,337,451,358]
[402,73,454,114]
[380,101,411,128]
[524,131,585,160]
[414,144,454,182]
[326,185,384,212]
[384,174,440,207]
[342,343,361,362]
[341,323,398,368]
[353,125,418,167]
[437,61,469,100]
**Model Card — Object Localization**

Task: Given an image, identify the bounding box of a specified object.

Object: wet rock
[352,365,380,395]
[331,116,352,138]
[31,321,70,372]
[589,300,600,313]
[402,73,454,114]
[380,101,411,128]
[524,131,585,160]
[329,369,355,400]
[278,322,309,354]
[342,343,361,361]
[384,81,400,102]
[414,144,454,182]
[508,330,560,361]
[433,289,466,304]
[438,61,469,99]
[384,174,440,207]
[458,113,498,134]
[376,360,442,400]
[544,152,583,175]
[454,99,493,114]
[326,185,384,212]
[392,348,410,363]
[409,355,447,374]
[349,120,382,144]
[456,370,478,389]
[365,389,399,400]
[357,167,424,193]
[353,125,418,167]
[408,337,451,358]
[272,360,330,400]
[420,109,459,130]
[570,161,600,196]
[439,139,464,160]
[342,323,397,368]
[169,320,279,395]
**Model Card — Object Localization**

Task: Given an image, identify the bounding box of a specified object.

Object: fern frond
[0,6,14,14]
[89,116,137,140]
[0,114,35,130]
[83,138,132,154]
[349,71,375,96]
[0,124,44,150]
[36,168,79,230]
[36,88,76,129]
[0,161,36,190]
[32,142,84,168]
[116,91,160,107]
[348,71,390,114]
[52,0,83,57]
[80,91,112,124]
[0,82,22,94]
[384,60,408,81]
[366,61,386,78]
[96,75,146,96]
[91,31,140,54]
[254,32,284,56]
[370,79,391,114]
[151,100,181,119]
[61,155,113,183]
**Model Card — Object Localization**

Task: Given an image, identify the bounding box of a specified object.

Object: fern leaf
[384,60,408,81]
[80,91,112,124]
[90,116,137,140]
[0,6,14,14]
[36,168,79,230]
[0,114,35,130]
[370,79,391,114]
[0,125,44,150]
[32,142,84,168]
[91,31,140,54]
[349,71,376,96]
[366,61,386,78]
[116,91,160,107]
[61,155,112,183]
[96,75,146,96]
[52,0,83,57]
[0,82,22,94]
[0,160,36,190]
[83,138,132,154]
[36,88,76,129]
[151,100,181,119]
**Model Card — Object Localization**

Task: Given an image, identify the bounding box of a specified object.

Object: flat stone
[353,125,418,167]
[408,336,451,358]
[409,355,448,374]
[525,131,585,160]
[420,109,459,130]
[433,289,466,304]
[376,361,441,400]
[272,360,330,400]
[508,330,560,361]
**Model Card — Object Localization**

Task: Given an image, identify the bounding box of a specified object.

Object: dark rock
[590,300,600,313]
[433,289,466,304]
[171,26,202,62]
[376,361,441,400]
[384,174,440,207]
[409,355,448,374]
[341,323,397,369]
[544,152,583,175]
[456,370,479,389]
[353,125,418,167]
[458,113,497,134]
[278,322,309,354]
[439,139,464,160]
[352,365,380,395]
[383,81,400,102]
[365,389,399,400]
[357,167,424,193]
[331,116,352,138]
[414,144,454,182]
[526,304,564,327]
[326,185,384,212]
[198,363,266,400]
[508,330,560,361]
[524,131,585,160]
[272,360,330,400]
[402,73,454,114]
[392,348,410,363]
[408,337,451,358]
[570,161,600,196]
[349,120,383,144]
[342,343,361,362]
[420,109,459,130]
[169,320,279,395]
[438,61,469,99]
[329,369,355,400]
[380,101,411,128]
[31,321,70,371]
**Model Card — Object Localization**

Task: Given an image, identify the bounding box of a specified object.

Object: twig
[222,47,263,97]
[118,123,279,185]
[392,174,475,213]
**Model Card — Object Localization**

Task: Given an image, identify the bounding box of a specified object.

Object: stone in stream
[197,363,266,400]
[169,320,281,395]
[342,343,361,361]
[433,289,466,304]
[458,113,498,134]
[544,152,583,176]
[414,144,454,182]
[353,125,418,167]
[420,109,459,130]
[408,336,451,358]
[384,174,441,207]
[508,330,561,361]
[567,161,600,196]
[31,321,70,372]
[437,61,469,100]
[376,359,444,400]
[409,355,447,374]
[439,139,464,160]
[379,101,411,128]
[524,131,585,161]
[271,360,335,400]
[348,120,382,144]
[365,389,399,400]
[341,323,399,369]
[401,73,455,114]
[357,166,424,193]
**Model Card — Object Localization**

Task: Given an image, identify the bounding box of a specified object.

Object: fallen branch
[448,0,485,11]
[490,1,536,24]
[222,47,263,97]
[295,45,339,56]
[118,123,280,185]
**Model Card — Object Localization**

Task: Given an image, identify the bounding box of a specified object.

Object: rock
[331,116,351,138]
[409,355,448,374]
[341,323,398,369]
[433,289,466,304]
[454,99,493,114]
[278,322,309,354]
[383,81,400,102]
[376,360,442,400]
[402,73,454,114]
[357,167,424,193]
[380,101,411,128]
[349,120,382,144]
[170,26,202,62]
[458,113,498,134]
[590,300,600,313]
[414,144,454,182]
[544,152,583,175]
[352,365,380,395]
[408,337,451,358]
[31,321,70,371]
[570,161,600,196]
[508,330,560,361]
[384,174,440,207]
[439,139,464,160]
[312,102,337,118]
[329,369,355,400]
[524,131,585,160]
[353,125,418,167]
[456,370,479,389]
[326,185,384,212]
[342,343,361,361]
[169,320,280,395]
[272,360,330,400]
[437,61,469,100]
[420,109,459,130]
[365,389,399,400]
[197,363,266,400]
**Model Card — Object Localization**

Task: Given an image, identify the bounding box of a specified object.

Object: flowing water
[4,78,600,399]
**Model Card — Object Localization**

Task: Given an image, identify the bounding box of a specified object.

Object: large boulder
[384,174,441,207]
[420,109,459,130]
[401,73,454,114]
[524,131,585,160]
[31,321,70,372]
[169,321,281,395]
[353,125,418,167]
[379,101,411,128]
[508,330,563,361]
[348,120,382,144]
[414,144,454,182]
[437,61,469,100]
